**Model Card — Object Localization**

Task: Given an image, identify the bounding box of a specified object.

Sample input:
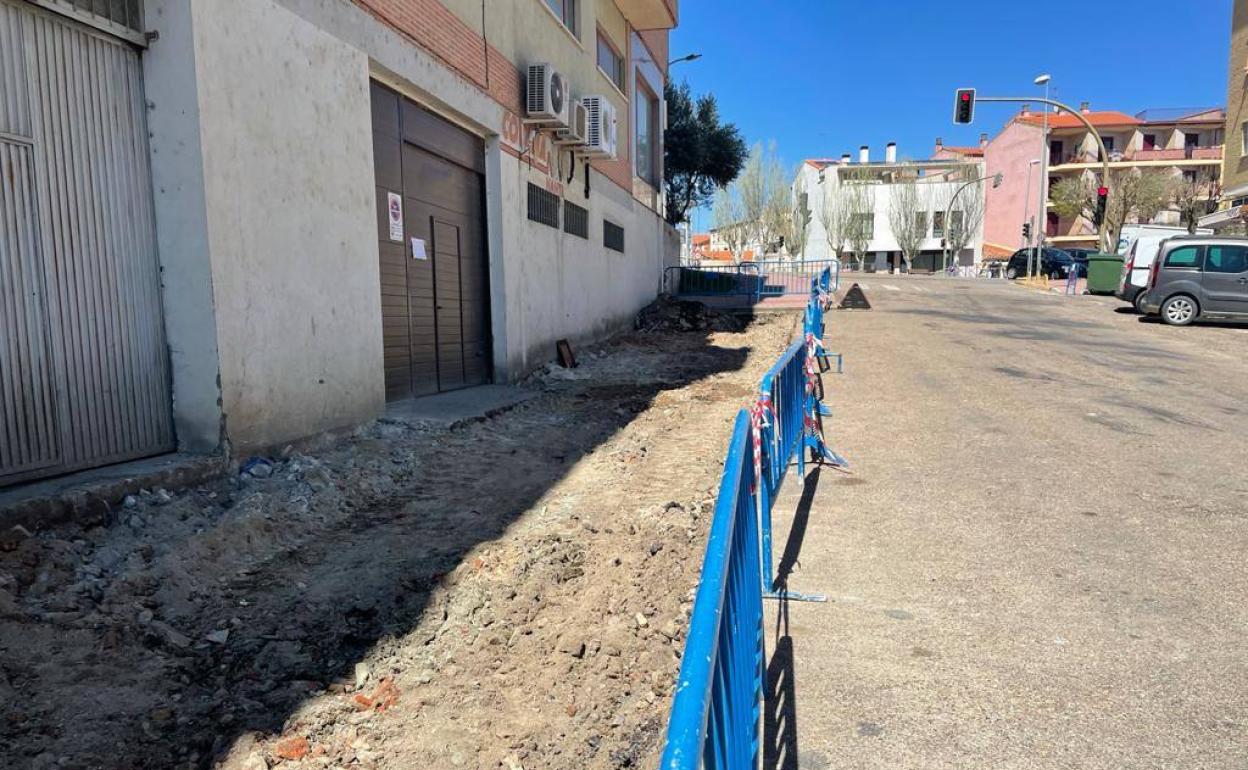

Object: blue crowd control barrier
[659,411,765,770]
[660,266,848,768]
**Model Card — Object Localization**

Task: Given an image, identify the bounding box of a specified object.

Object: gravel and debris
[634,295,746,334]
[0,314,795,770]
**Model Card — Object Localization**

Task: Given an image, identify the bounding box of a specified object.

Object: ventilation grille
[603,219,625,252]
[527,64,547,115]
[527,183,559,228]
[51,0,142,32]
[564,201,588,239]
[584,97,602,147]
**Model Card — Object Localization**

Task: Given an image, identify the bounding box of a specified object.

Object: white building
[0,0,679,488]
[796,144,987,272]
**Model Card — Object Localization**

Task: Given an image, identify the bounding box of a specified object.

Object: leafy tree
[1051,169,1174,248]
[663,82,748,226]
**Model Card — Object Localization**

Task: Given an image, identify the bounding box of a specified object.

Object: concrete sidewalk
[765,276,1248,769]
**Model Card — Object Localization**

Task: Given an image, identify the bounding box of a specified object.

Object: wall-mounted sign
[387,192,403,241]
[411,237,427,260]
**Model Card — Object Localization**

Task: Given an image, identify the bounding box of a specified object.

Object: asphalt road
[765,276,1248,770]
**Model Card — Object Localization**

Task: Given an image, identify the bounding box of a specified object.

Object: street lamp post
[943,172,1003,274]
[971,96,1111,252]
[1022,159,1040,277]
[1034,74,1051,278]
[668,53,702,66]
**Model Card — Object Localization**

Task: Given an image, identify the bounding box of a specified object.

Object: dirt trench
[0,314,795,770]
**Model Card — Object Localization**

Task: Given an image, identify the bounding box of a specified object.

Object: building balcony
[616,0,677,29]
[1050,145,1223,170]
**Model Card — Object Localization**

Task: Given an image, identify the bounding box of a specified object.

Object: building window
[914,212,927,236]
[597,31,625,92]
[1142,133,1157,151]
[1184,132,1199,149]
[604,219,625,252]
[635,78,660,185]
[564,201,589,239]
[527,183,559,228]
[1242,123,1248,156]
[932,211,945,238]
[544,0,577,35]
[949,210,965,240]
[852,213,874,240]
[1049,140,1063,163]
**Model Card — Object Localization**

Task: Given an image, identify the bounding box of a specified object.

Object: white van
[1116,235,1170,312]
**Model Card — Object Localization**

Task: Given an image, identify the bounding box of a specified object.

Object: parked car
[1115,234,1172,313]
[1062,248,1093,278]
[1004,248,1077,279]
[1139,236,1248,326]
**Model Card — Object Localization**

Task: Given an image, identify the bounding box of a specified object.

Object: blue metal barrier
[665,260,841,302]
[660,411,765,770]
[660,265,848,769]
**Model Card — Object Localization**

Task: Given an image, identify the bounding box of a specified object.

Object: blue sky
[671,0,1231,176]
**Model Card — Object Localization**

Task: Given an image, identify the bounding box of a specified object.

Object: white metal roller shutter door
[0,0,173,486]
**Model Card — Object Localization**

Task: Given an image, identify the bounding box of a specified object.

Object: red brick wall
[350,0,651,196]
[351,0,521,113]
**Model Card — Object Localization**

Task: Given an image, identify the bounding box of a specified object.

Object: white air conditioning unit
[526,63,569,127]
[555,101,588,145]
[581,95,618,159]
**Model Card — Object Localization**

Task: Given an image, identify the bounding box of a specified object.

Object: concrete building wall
[983,120,1041,252]
[1224,0,1248,197]
[142,0,223,453]
[190,0,384,452]
[138,0,675,458]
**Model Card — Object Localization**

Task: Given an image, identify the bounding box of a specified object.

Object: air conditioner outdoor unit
[581,95,618,159]
[555,101,588,145]
[526,63,569,127]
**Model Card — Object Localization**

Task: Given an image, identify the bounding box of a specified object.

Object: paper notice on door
[387,192,403,241]
[411,237,427,260]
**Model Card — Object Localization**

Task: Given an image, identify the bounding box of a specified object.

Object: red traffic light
[1097,186,1108,196]
[953,88,976,124]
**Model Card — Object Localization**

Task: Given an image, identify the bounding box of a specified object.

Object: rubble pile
[0,315,793,770]
[634,295,744,334]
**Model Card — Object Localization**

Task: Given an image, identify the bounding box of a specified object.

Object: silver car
[1139,235,1248,326]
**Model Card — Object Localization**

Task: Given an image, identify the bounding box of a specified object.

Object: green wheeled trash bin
[1084,253,1124,295]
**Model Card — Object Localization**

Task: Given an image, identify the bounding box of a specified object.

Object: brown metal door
[371,82,490,400]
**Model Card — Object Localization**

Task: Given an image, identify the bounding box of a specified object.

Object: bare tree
[887,179,929,272]
[738,142,788,256]
[942,179,984,266]
[1051,169,1174,248]
[1173,168,1220,234]
[774,172,810,263]
[840,170,874,270]
[711,186,746,261]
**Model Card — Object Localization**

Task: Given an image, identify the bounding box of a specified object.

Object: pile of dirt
[634,295,745,334]
[0,315,794,770]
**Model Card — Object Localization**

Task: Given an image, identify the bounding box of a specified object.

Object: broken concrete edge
[0,397,531,538]
[0,453,230,535]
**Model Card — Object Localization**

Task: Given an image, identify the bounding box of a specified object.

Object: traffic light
[1093,186,1109,228]
[1022,221,1031,240]
[954,88,976,124]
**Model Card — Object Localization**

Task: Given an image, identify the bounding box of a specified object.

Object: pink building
[958,104,1225,256]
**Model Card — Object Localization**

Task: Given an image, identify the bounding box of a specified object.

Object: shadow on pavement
[772,467,820,591]
[764,597,799,770]
[0,322,760,769]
